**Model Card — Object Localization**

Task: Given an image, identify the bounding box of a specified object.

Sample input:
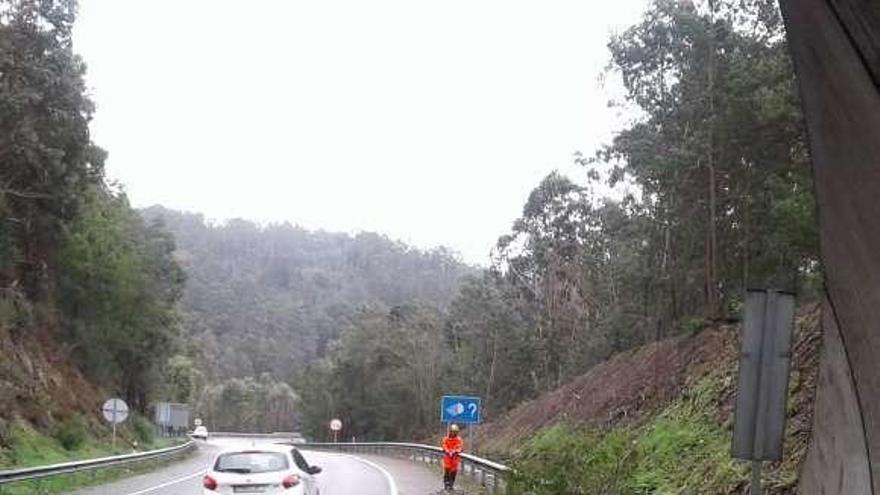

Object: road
[70,436,441,495]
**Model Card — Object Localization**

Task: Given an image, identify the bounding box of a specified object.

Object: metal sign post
[329,418,342,443]
[102,398,130,450]
[731,290,796,495]
[751,460,763,495]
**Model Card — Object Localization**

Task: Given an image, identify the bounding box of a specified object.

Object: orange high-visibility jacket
[441,435,464,471]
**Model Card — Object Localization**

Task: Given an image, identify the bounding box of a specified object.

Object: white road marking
[344,454,399,495]
[122,469,206,495]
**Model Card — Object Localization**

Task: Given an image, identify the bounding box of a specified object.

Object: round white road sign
[329,418,343,431]
[102,398,129,424]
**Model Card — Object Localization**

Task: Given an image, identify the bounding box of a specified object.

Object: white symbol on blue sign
[441,395,481,424]
[446,402,465,416]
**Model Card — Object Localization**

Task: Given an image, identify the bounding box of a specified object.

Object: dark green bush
[53,416,87,451]
[131,416,154,446]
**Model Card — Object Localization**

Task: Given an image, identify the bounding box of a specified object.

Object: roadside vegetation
[1,0,823,492]
[508,378,744,495]
[489,305,821,495]
[1,416,170,469]
[289,0,820,446]
[0,0,189,444]
[0,416,184,494]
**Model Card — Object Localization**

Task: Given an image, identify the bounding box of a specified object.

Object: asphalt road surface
[69,436,441,495]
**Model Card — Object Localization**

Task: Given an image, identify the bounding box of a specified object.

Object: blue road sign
[441,395,481,424]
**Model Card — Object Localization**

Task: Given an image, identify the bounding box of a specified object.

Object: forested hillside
[0,0,823,473]
[1,0,185,430]
[290,0,821,443]
[144,206,469,381]
[139,207,472,431]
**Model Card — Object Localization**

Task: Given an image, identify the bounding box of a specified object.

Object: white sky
[72,1,647,265]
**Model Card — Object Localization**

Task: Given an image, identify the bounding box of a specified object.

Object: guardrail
[211,432,296,438]
[0,440,196,488]
[295,442,510,493]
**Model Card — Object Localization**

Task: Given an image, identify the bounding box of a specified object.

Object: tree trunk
[705,1,721,321]
[484,327,498,410]
[707,160,719,318]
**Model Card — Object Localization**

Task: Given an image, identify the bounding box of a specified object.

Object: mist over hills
[142,206,473,381]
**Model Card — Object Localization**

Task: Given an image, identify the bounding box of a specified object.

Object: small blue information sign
[440,395,481,424]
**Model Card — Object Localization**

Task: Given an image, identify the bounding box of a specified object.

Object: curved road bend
[69,436,440,495]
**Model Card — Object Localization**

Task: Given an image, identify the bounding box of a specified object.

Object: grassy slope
[488,305,821,495]
[0,419,183,494]
[0,323,186,494]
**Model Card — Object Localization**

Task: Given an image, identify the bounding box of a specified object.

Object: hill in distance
[141,206,474,382]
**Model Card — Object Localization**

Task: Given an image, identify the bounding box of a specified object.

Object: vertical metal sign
[732,290,795,494]
[329,418,342,443]
[102,398,129,450]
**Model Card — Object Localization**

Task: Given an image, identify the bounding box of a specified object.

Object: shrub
[131,415,154,446]
[509,425,637,495]
[0,288,33,333]
[509,379,747,495]
[53,416,87,451]
[677,316,707,336]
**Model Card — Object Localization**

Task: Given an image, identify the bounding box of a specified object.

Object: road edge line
[344,454,399,495]
[122,469,206,495]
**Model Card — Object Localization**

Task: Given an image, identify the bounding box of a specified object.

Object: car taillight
[282,474,300,489]
[203,475,218,491]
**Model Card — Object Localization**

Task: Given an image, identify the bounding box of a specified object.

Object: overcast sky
[72,1,647,265]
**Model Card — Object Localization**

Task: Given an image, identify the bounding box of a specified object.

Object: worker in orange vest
[441,424,463,492]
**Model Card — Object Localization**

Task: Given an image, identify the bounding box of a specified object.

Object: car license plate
[233,485,269,493]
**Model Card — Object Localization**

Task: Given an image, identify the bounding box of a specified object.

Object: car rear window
[214,452,289,474]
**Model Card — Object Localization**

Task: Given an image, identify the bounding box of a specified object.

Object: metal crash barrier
[294,441,510,493]
[0,440,195,490]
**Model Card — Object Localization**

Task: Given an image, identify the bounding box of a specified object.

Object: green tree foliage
[142,206,471,415]
[295,0,819,441]
[0,0,105,299]
[1,1,186,416]
[197,375,299,433]
[445,273,540,418]
[163,355,203,404]
[492,173,664,387]
[601,0,817,320]
[58,188,185,411]
[296,306,448,440]
[0,0,816,443]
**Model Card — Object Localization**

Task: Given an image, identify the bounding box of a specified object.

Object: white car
[202,445,322,494]
[192,426,209,440]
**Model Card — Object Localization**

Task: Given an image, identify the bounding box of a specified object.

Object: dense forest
[1,0,820,450]
[0,0,185,413]
[140,207,472,431]
[290,0,820,442]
